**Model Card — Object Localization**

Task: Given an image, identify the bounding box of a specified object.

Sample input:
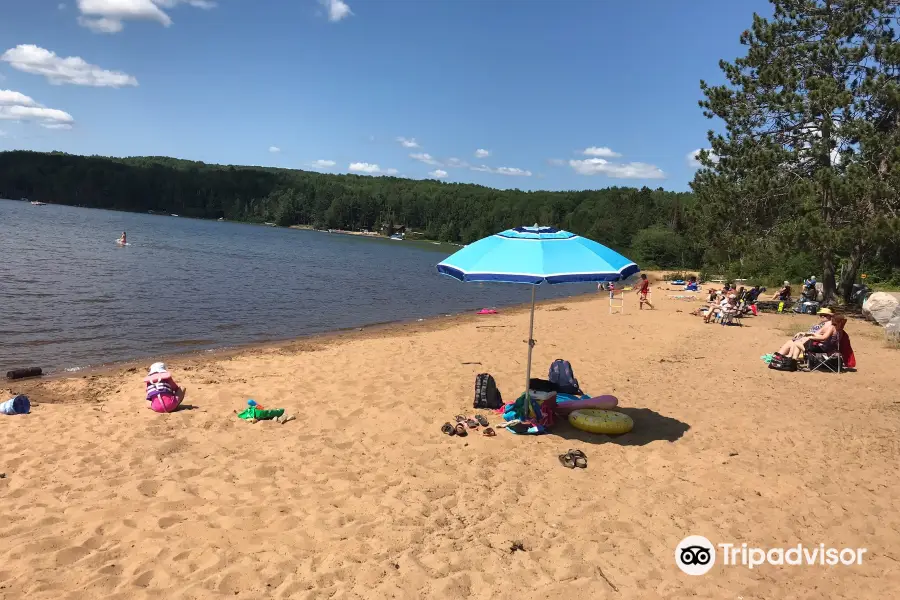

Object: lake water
[0,199,595,373]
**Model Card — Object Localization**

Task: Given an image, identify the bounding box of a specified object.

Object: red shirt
[640,280,650,293]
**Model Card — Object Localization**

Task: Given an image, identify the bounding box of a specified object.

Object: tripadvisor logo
[675,536,867,575]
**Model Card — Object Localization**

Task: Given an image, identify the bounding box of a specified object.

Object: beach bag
[549,359,582,395]
[768,355,798,372]
[529,378,557,393]
[474,373,502,409]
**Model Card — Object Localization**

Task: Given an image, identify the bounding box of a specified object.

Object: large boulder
[862,292,900,326]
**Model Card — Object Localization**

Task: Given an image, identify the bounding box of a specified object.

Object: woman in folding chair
[805,314,847,372]
[775,308,836,360]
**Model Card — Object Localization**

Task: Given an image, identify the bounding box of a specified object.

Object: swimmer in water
[118,231,126,244]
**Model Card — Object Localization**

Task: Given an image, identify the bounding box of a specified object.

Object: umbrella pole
[524,285,536,402]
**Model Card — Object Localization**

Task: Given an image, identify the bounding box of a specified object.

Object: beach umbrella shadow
[551,407,690,446]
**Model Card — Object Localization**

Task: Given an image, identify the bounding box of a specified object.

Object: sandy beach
[2,291,899,599]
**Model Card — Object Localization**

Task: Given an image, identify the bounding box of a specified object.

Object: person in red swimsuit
[637,273,654,310]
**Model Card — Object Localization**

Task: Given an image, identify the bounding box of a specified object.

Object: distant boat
[217,217,225,222]
[30,201,46,206]
[390,233,405,241]
[170,214,180,217]
[264,222,276,227]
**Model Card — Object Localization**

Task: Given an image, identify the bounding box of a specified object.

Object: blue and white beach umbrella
[437,225,639,398]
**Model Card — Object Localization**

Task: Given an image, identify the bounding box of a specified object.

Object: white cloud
[547,158,565,167]
[687,148,719,168]
[582,146,621,158]
[1,45,138,87]
[269,146,281,153]
[75,0,215,33]
[0,89,75,127]
[569,158,665,179]
[471,165,532,176]
[429,169,448,179]
[474,148,490,158]
[396,136,419,148]
[310,159,336,169]
[384,168,399,176]
[445,157,469,168]
[409,152,441,166]
[349,162,381,174]
[321,0,352,22]
[78,16,125,32]
[0,90,39,107]
[0,94,76,130]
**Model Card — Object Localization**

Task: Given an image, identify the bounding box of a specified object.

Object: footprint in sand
[157,515,184,529]
[55,546,91,566]
[136,480,161,497]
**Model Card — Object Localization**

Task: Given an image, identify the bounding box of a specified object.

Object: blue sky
[0,0,771,191]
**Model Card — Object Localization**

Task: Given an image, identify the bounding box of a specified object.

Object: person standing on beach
[637,274,653,310]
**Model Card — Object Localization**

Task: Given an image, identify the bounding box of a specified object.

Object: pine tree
[692,0,900,302]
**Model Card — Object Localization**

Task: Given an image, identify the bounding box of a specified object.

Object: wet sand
[2,291,899,599]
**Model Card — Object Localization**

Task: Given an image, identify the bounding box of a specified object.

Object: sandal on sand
[476,415,490,427]
[508,422,531,434]
[568,449,587,468]
[483,427,496,437]
[559,453,576,468]
[455,415,467,424]
[441,422,455,435]
[454,423,468,436]
[466,418,479,429]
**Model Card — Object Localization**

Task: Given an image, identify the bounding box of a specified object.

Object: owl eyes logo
[675,536,716,575]
[680,545,712,565]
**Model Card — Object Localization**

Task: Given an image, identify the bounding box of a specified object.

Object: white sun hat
[148,362,167,375]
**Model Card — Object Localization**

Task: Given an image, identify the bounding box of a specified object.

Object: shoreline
[8,274,663,386]
[7,290,603,391]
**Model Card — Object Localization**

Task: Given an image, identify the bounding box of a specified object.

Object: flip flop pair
[442,422,468,436]
[457,414,489,429]
[559,449,587,469]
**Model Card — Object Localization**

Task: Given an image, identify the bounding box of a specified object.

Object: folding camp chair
[717,303,743,326]
[806,331,843,374]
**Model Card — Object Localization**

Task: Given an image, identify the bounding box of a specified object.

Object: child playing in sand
[144,362,186,413]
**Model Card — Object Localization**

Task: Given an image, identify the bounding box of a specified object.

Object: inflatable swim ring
[554,394,618,415]
[568,409,633,435]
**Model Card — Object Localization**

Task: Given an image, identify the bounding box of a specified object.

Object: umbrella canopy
[437,226,639,284]
[437,225,640,412]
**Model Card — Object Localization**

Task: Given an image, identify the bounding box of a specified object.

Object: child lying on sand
[144,362,186,413]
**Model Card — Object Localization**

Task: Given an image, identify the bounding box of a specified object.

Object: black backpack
[549,359,582,395]
[474,373,503,409]
[768,355,798,372]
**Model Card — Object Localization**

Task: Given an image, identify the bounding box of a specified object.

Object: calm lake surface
[0,199,594,373]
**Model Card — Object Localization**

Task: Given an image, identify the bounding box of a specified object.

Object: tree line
[0,150,701,269]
